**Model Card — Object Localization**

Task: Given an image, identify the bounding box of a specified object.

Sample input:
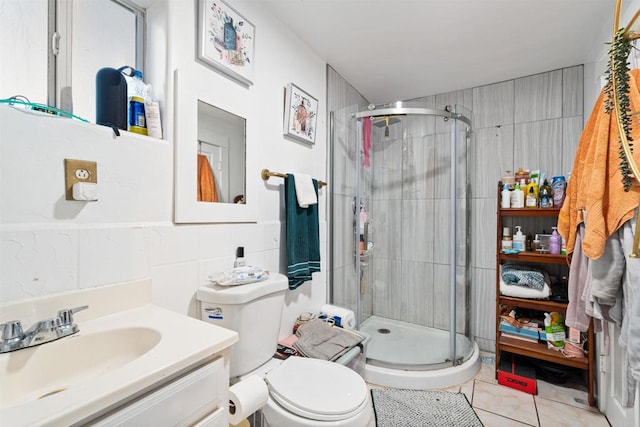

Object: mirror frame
[174,68,255,223]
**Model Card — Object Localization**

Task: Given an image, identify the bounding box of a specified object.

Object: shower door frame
[350,105,473,367]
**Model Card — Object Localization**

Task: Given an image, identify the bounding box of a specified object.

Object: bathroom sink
[0,327,161,410]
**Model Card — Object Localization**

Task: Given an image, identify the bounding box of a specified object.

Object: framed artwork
[197,0,255,87]
[283,83,318,145]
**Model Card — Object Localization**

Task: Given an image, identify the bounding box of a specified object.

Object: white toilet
[197,273,373,427]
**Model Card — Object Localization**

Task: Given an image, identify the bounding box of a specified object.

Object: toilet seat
[265,357,369,422]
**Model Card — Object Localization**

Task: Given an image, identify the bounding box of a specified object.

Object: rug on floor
[371,389,483,427]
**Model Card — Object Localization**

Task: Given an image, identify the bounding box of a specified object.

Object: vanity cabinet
[91,356,229,427]
[494,182,595,406]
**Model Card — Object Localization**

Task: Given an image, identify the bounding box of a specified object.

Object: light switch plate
[65,159,97,200]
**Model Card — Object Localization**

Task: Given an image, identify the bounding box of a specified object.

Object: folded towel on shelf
[293,319,364,361]
[500,273,551,299]
[292,173,317,208]
[501,264,549,290]
[285,175,320,290]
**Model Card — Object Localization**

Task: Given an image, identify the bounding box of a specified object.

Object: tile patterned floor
[368,354,610,427]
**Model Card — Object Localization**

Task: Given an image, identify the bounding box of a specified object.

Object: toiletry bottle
[513,226,526,252]
[539,179,553,208]
[525,179,539,208]
[234,246,246,267]
[549,227,561,255]
[501,184,511,208]
[532,234,541,251]
[551,176,566,208]
[501,227,512,252]
[127,70,148,135]
[511,180,525,208]
[525,185,538,208]
[526,232,533,251]
[144,84,163,139]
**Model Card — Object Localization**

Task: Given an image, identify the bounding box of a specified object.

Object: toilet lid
[265,357,369,421]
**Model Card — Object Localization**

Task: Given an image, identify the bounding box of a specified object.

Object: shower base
[360,316,481,389]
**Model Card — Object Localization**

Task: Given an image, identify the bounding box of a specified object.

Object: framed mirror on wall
[174,68,255,223]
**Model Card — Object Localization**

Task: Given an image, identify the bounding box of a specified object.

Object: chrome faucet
[0,305,88,353]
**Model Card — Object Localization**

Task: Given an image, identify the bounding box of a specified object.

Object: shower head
[371,115,401,139]
[371,116,401,127]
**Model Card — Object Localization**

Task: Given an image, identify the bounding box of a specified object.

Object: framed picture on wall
[283,83,318,145]
[197,0,255,87]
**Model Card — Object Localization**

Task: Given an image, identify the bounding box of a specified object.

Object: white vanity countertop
[0,280,239,427]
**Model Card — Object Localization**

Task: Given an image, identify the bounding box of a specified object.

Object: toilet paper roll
[228,375,268,425]
[320,304,356,329]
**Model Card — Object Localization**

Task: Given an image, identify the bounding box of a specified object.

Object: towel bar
[261,168,326,188]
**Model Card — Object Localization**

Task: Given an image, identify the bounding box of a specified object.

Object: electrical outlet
[64,159,97,200]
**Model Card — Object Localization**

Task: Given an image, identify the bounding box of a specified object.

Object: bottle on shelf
[539,179,553,208]
[525,184,538,208]
[501,227,512,252]
[501,184,511,208]
[526,232,533,251]
[513,226,526,252]
[511,180,525,208]
[551,176,566,208]
[127,69,148,135]
[234,246,246,267]
[549,227,561,255]
[532,234,541,251]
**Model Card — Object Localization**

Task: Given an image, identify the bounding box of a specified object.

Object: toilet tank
[197,273,288,378]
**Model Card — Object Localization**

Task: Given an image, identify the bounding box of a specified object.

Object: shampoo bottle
[513,226,526,252]
[549,227,561,255]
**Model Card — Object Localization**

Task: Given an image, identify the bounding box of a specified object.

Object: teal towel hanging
[285,175,320,290]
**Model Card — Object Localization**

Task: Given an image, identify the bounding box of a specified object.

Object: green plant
[604,3,640,191]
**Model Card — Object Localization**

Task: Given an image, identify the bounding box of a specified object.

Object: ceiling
[261,0,614,104]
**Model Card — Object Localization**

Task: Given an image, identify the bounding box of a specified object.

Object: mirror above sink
[174,68,255,223]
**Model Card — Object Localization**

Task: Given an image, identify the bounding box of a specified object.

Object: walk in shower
[329,101,480,389]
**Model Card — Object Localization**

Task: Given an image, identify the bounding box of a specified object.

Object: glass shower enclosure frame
[330,102,474,371]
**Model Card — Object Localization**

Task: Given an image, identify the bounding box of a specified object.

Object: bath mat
[371,389,483,427]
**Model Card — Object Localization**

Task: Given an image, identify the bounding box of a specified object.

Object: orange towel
[558,69,640,259]
[197,154,219,202]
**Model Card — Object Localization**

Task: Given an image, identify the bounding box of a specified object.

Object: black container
[95,67,128,130]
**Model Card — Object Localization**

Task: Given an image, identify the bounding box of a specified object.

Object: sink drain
[377,328,391,334]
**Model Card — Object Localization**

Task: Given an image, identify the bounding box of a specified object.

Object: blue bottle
[551,176,566,208]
